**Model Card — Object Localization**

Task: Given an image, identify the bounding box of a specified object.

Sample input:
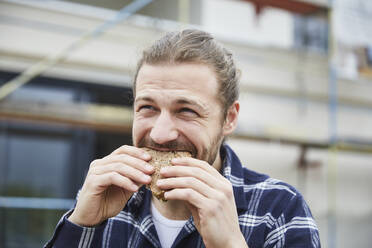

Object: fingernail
[131,184,139,191]
[160,167,168,173]
[143,174,151,181]
[146,164,153,171]
[142,153,151,160]
[156,180,163,186]
[172,158,181,163]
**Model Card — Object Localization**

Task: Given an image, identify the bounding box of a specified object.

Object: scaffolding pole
[327,1,338,247]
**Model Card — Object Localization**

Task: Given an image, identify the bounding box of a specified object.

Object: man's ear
[222,101,240,136]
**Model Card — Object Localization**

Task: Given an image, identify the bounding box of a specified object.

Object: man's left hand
[157,157,248,248]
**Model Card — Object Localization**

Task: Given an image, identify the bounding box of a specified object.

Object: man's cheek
[132,125,144,146]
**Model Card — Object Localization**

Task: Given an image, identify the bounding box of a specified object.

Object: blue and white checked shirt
[45,144,320,248]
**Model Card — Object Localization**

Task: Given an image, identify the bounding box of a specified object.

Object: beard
[200,129,223,166]
[135,129,224,166]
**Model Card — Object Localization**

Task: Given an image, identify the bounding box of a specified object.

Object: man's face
[132,63,226,167]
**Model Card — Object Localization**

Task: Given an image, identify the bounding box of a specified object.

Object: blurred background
[0,0,371,247]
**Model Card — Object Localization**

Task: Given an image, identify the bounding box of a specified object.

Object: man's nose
[149,111,178,144]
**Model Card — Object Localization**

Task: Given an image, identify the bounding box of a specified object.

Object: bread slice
[141,148,191,201]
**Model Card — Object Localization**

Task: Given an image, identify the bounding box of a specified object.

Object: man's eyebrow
[135,96,209,112]
[134,96,154,104]
[175,98,208,111]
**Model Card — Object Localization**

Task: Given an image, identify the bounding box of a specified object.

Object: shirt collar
[126,187,162,247]
[220,143,249,212]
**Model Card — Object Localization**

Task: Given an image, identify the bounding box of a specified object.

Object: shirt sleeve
[44,209,108,248]
[264,194,321,248]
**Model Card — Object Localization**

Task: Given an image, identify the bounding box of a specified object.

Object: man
[45,29,320,248]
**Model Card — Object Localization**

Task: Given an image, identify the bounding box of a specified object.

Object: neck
[152,197,191,220]
[212,151,222,173]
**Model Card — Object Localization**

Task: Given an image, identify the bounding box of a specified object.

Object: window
[0,71,133,247]
[294,14,328,53]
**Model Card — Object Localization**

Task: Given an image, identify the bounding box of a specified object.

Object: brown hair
[133,29,240,119]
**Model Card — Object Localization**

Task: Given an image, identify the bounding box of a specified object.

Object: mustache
[137,136,197,158]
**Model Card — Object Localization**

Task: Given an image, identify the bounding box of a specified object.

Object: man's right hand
[68,145,153,227]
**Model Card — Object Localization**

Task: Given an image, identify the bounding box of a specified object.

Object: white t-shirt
[151,202,188,248]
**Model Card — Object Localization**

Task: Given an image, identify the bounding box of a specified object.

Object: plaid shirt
[45,144,320,248]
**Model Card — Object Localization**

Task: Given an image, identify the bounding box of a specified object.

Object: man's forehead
[134,63,220,104]
[136,63,218,86]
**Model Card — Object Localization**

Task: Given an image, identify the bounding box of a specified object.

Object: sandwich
[141,148,192,201]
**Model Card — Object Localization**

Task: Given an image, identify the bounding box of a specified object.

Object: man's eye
[138,105,155,112]
[179,108,198,116]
